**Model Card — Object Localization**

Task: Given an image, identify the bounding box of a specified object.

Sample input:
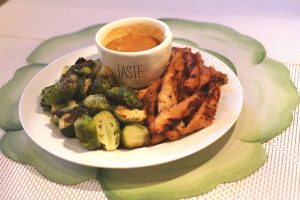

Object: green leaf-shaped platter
[0,18,298,199]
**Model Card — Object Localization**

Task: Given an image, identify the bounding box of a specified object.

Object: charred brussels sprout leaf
[73,66,92,77]
[59,73,79,102]
[75,57,87,65]
[106,87,143,109]
[55,100,78,117]
[67,59,95,78]
[75,115,101,150]
[76,78,92,100]
[93,59,102,75]
[93,111,120,151]
[59,113,76,138]
[58,106,90,137]
[88,76,112,94]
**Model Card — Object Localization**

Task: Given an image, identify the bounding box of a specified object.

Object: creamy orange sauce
[106,34,160,52]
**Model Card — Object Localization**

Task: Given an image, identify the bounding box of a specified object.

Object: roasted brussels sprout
[97,64,117,86]
[83,94,111,111]
[88,76,112,94]
[76,78,92,100]
[92,59,102,75]
[58,106,90,137]
[59,72,79,102]
[50,100,77,115]
[41,83,61,106]
[121,124,150,149]
[67,59,94,78]
[55,100,78,117]
[93,111,120,151]
[74,115,101,150]
[106,87,143,109]
[59,113,76,138]
[113,105,146,124]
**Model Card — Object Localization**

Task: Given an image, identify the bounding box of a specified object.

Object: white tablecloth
[0,0,299,199]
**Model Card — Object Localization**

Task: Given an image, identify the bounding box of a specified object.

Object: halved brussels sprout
[113,105,146,124]
[121,124,150,149]
[93,111,120,151]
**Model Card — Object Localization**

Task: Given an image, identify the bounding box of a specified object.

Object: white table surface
[0,0,299,199]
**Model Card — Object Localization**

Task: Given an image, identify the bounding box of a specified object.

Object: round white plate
[19,44,243,168]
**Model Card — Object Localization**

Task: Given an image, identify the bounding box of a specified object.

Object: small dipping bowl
[95,17,173,88]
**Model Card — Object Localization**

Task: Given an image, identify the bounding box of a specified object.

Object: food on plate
[74,115,100,150]
[93,111,121,151]
[121,124,150,148]
[106,87,143,109]
[141,47,228,143]
[40,47,227,151]
[113,105,146,124]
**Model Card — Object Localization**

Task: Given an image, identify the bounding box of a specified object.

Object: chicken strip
[154,92,204,134]
[143,80,162,135]
[137,87,149,101]
[158,48,185,112]
[164,121,185,140]
[183,52,202,94]
[181,84,221,135]
[149,134,167,145]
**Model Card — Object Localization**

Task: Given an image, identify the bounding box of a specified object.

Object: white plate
[19,44,243,168]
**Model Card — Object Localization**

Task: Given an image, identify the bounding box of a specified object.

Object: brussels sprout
[55,100,78,117]
[41,83,61,106]
[121,124,150,149]
[59,72,79,102]
[58,106,89,138]
[113,105,146,124]
[83,94,111,111]
[76,78,92,100]
[74,115,101,150]
[59,113,76,138]
[93,111,120,151]
[67,59,94,78]
[106,87,143,109]
[92,59,102,75]
[97,64,118,86]
[88,76,112,94]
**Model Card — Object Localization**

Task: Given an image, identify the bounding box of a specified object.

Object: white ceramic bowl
[95,17,173,88]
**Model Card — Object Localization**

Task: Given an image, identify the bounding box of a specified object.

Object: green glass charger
[0,18,298,199]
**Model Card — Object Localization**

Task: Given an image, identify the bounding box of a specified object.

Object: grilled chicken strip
[183,52,203,94]
[181,84,221,135]
[154,91,204,134]
[143,80,162,135]
[164,121,185,140]
[158,48,185,112]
